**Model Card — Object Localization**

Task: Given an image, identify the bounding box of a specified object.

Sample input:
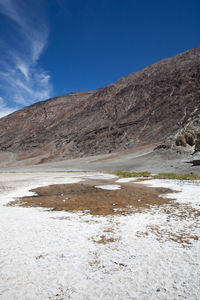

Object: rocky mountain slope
[0,46,200,165]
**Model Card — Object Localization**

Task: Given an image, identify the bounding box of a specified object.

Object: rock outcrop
[0,46,200,164]
[157,118,200,154]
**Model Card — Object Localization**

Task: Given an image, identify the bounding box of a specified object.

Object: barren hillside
[0,46,199,165]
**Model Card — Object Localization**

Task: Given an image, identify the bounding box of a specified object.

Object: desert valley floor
[0,172,200,299]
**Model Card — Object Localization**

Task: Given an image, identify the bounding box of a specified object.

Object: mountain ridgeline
[0,47,200,164]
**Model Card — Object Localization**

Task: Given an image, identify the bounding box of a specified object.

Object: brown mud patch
[136,202,200,247]
[8,180,175,216]
[94,235,117,244]
[136,225,199,246]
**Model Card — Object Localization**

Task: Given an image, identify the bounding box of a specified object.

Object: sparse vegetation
[154,173,200,180]
[110,170,152,177]
[110,171,200,180]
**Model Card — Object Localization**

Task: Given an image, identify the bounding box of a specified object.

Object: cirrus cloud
[0,0,52,118]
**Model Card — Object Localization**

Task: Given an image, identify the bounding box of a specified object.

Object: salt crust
[80,174,117,180]
[95,184,121,190]
[140,179,200,209]
[0,173,199,300]
[116,178,138,183]
[116,177,152,183]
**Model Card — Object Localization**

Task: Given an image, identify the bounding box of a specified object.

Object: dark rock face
[0,47,200,163]
[192,160,200,166]
[196,134,200,151]
[160,118,200,154]
[176,136,187,147]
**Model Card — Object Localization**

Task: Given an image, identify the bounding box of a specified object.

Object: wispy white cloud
[0,97,18,119]
[0,0,52,117]
[17,64,29,80]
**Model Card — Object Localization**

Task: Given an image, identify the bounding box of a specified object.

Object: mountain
[0,46,200,167]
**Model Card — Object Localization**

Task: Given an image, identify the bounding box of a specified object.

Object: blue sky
[0,0,199,118]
